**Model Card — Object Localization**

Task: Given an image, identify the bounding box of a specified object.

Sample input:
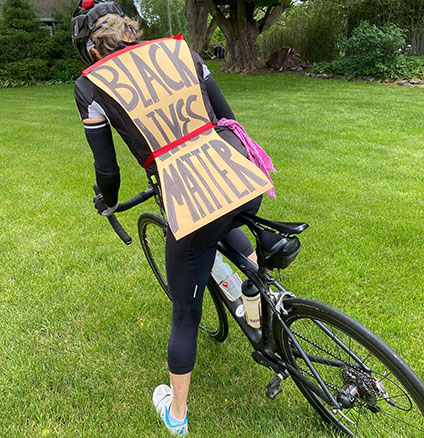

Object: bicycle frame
[93,185,424,436]
[93,184,368,412]
[216,238,354,411]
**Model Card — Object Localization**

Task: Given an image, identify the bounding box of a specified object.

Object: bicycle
[94,184,424,437]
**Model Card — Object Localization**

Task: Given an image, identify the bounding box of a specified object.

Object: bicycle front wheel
[138,212,228,342]
[274,297,424,437]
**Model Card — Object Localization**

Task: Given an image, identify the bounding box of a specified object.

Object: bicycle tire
[274,297,424,437]
[138,212,229,342]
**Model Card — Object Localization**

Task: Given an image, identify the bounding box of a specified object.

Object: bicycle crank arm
[252,350,336,407]
[252,350,290,376]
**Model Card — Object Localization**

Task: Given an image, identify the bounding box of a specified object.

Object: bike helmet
[71,0,125,64]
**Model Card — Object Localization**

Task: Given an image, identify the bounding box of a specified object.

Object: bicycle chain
[289,329,380,411]
[289,328,358,367]
[287,329,351,393]
[297,364,340,392]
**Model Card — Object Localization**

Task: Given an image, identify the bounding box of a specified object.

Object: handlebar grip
[116,187,155,212]
[107,214,132,245]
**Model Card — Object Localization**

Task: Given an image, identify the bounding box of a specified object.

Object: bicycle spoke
[358,406,389,437]
[375,406,424,433]
[277,298,424,438]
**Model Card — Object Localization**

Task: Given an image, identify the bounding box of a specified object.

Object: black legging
[165,196,261,374]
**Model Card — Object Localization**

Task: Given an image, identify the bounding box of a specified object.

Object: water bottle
[241,280,261,328]
[211,252,242,301]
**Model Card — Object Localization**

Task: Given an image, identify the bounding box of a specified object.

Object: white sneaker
[152,384,188,436]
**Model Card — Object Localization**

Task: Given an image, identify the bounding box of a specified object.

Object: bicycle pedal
[266,374,284,400]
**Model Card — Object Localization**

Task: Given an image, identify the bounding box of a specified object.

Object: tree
[0,0,43,34]
[135,0,188,40]
[0,0,51,81]
[166,0,173,35]
[396,0,424,53]
[204,0,306,73]
[345,0,424,53]
[185,0,218,56]
[50,0,86,80]
[116,0,140,19]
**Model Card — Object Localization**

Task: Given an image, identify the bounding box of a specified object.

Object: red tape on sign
[143,122,217,168]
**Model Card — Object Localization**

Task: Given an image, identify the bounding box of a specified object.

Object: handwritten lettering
[87,37,271,239]
[158,39,199,88]
[149,43,185,92]
[162,162,200,233]
[90,65,139,111]
[161,140,269,233]
[112,57,152,107]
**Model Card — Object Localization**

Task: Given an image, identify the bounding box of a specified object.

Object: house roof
[0,0,68,20]
[30,0,63,20]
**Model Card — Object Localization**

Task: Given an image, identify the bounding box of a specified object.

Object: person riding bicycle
[71,1,274,434]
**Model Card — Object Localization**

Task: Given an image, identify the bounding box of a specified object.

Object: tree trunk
[186,0,217,56]
[223,25,262,73]
[166,0,173,36]
[204,0,290,73]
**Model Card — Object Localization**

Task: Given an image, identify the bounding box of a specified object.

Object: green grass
[0,72,423,437]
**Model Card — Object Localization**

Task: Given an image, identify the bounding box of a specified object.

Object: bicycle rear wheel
[138,212,228,342]
[274,297,424,437]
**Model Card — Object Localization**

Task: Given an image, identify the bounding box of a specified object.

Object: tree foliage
[257,0,424,77]
[0,0,48,81]
[0,0,47,62]
[311,21,423,79]
[116,0,139,19]
[134,0,187,40]
[346,0,424,53]
[0,0,83,85]
[259,0,345,62]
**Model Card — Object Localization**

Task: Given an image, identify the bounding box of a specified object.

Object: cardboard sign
[84,35,272,239]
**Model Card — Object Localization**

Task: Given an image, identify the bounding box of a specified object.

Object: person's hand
[93,193,119,217]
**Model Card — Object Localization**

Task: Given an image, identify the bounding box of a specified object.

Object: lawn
[0,71,423,437]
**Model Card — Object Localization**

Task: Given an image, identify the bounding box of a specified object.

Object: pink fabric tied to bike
[217,118,276,197]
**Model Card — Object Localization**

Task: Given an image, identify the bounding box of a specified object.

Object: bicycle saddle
[236,213,307,269]
[237,213,309,235]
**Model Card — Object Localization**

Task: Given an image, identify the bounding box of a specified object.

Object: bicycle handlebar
[93,184,156,245]
[116,187,155,212]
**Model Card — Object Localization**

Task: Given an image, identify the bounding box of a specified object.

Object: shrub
[0,0,85,86]
[312,54,424,79]
[0,58,50,82]
[311,21,415,79]
[394,55,424,77]
[50,58,84,82]
[342,21,405,59]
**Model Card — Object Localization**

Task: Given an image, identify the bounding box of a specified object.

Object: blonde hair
[90,14,141,59]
